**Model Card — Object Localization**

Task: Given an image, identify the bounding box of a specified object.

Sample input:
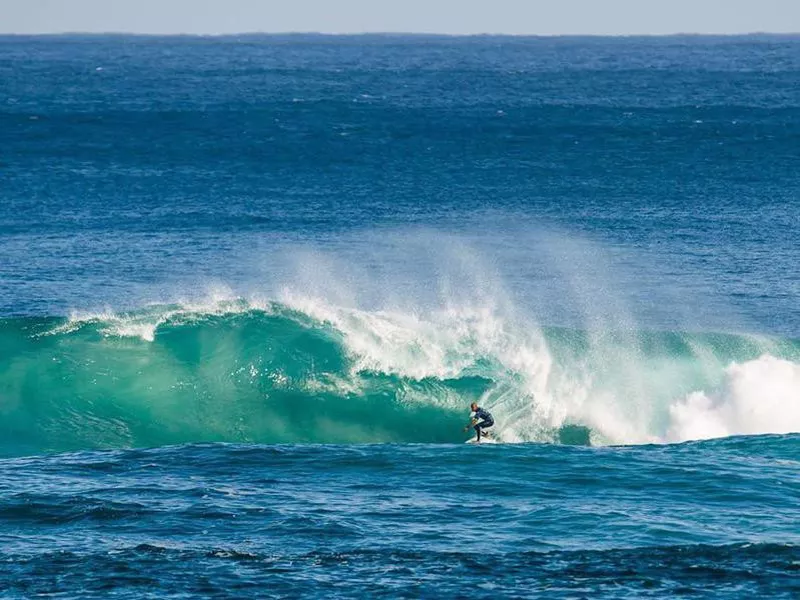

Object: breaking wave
[1,295,798,455]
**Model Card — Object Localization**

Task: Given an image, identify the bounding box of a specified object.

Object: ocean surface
[1,34,799,598]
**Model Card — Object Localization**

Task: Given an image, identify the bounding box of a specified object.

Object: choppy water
[1,34,799,598]
[3,440,800,599]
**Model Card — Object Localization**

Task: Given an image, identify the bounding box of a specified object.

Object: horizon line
[1,31,799,39]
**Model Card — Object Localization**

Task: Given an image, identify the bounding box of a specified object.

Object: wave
[0,297,798,455]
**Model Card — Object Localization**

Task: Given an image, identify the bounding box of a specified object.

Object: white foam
[665,355,800,442]
[50,287,272,342]
[281,290,505,381]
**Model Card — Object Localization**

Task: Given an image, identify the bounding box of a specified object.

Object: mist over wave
[1,228,797,455]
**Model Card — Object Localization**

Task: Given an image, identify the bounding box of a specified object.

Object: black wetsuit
[472,407,494,439]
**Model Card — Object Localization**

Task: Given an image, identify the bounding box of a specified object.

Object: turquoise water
[1,35,799,597]
[1,307,799,454]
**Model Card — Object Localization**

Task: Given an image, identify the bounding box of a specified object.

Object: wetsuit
[471,407,494,440]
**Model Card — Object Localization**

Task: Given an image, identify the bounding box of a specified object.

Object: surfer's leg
[473,423,482,441]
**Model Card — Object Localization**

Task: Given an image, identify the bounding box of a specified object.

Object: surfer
[464,402,494,442]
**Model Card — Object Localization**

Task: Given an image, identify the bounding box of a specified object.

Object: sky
[1,0,799,36]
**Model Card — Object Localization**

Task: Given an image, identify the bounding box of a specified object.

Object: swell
[0,300,798,455]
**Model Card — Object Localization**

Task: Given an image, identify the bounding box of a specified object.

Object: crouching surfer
[464,402,494,443]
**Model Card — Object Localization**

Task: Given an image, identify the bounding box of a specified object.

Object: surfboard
[465,432,499,444]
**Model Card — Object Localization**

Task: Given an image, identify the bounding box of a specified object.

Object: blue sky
[1,0,799,35]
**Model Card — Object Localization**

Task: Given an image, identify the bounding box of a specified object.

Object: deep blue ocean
[1,34,799,598]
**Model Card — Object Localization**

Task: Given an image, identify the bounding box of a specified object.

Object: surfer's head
[470,402,478,411]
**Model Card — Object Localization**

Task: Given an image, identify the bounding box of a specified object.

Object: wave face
[1,299,798,455]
